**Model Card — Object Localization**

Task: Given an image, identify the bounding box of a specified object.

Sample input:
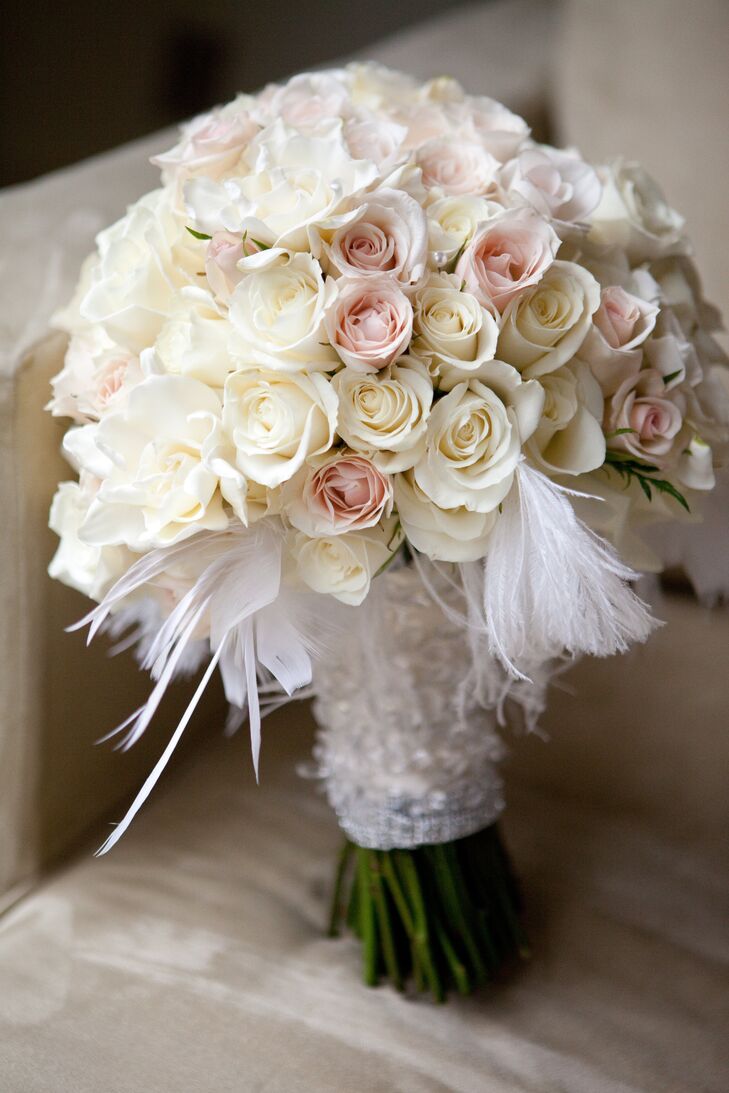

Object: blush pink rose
[327,189,428,286]
[581,285,659,395]
[285,453,394,536]
[325,277,413,372]
[261,73,351,131]
[344,115,407,170]
[593,286,657,350]
[606,368,683,467]
[455,207,560,312]
[205,232,246,301]
[204,231,263,301]
[416,137,499,196]
[153,111,257,182]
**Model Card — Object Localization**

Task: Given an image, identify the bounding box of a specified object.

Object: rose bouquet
[48,64,728,999]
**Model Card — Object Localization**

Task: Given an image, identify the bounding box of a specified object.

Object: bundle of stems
[328,824,529,1001]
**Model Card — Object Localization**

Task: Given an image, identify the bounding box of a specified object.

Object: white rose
[199,417,277,526]
[184,119,379,252]
[394,469,497,562]
[65,375,228,549]
[325,188,428,286]
[426,194,503,264]
[500,145,602,224]
[332,354,433,472]
[48,479,134,600]
[497,260,601,379]
[154,287,233,387]
[223,368,337,487]
[413,272,500,389]
[288,520,400,605]
[228,250,337,371]
[80,190,197,353]
[589,160,687,263]
[527,362,606,476]
[48,327,142,423]
[414,372,544,513]
[347,63,420,112]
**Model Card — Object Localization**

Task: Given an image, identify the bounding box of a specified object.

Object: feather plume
[463,461,659,678]
[76,519,323,854]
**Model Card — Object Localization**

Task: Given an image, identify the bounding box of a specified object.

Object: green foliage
[603,450,690,511]
[185,226,212,240]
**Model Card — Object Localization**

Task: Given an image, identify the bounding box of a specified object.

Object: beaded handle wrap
[312,566,505,850]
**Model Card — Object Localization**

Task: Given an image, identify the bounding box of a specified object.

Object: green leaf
[185,226,212,241]
[638,476,653,502]
[651,477,691,512]
[250,237,272,251]
[605,427,637,439]
[601,456,690,512]
[663,369,682,386]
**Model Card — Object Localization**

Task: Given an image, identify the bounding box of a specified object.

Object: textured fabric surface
[0,591,727,1093]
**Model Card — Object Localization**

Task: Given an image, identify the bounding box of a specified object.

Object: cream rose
[222,368,337,487]
[184,119,379,252]
[413,272,499,389]
[325,276,413,372]
[332,355,432,472]
[283,452,393,536]
[326,188,428,286]
[427,194,503,265]
[414,375,542,513]
[394,469,497,562]
[589,160,686,263]
[497,260,601,379]
[228,250,337,371]
[527,363,606,476]
[80,191,198,353]
[416,137,499,196]
[48,478,135,600]
[63,375,228,549]
[455,208,559,313]
[154,287,233,387]
[500,145,602,224]
[288,522,401,605]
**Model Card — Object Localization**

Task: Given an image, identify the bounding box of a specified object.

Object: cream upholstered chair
[1,4,727,1090]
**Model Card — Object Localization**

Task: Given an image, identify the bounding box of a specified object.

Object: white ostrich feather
[73,520,323,855]
[463,461,659,679]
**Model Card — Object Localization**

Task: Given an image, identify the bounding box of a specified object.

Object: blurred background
[1,0,470,188]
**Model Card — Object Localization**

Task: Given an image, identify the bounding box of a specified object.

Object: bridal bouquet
[48,64,728,998]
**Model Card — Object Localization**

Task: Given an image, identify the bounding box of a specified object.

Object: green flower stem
[396,850,445,1003]
[358,850,378,986]
[327,839,354,938]
[327,823,527,1000]
[367,851,403,991]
